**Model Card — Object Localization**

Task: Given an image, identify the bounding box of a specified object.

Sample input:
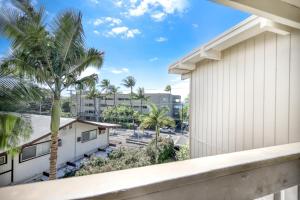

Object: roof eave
[168,15,292,76]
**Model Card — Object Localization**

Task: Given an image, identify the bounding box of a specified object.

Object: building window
[0,154,7,165]
[20,141,50,162]
[81,129,97,143]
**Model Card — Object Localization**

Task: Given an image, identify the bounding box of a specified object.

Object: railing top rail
[1,142,300,200]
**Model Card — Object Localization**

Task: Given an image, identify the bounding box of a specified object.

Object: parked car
[160,127,175,134]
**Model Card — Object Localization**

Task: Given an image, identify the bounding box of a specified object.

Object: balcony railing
[0,142,299,200]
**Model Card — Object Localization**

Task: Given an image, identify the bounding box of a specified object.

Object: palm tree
[76,83,85,117]
[140,104,175,150]
[87,85,101,121]
[108,85,119,106]
[122,76,136,108]
[0,72,43,154]
[0,1,103,179]
[164,85,172,115]
[100,79,110,107]
[134,87,149,113]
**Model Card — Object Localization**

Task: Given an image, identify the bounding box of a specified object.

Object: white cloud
[111,68,129,74]
[79,66,100,79]
[151,12,166,22]
[106,26,141,39]
[89,0,100,4]
[171,79,190,100]
[93,17,122,26]
[149,57,158,62]
[155,37,168,42]
[114,0,123,7]
[192,23,199,28]
[128,0,188,21]
[93,30,101,35]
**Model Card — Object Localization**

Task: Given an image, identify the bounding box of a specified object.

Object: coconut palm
[134,87,149,113]
[122,76,136,108]
[87,85,101,121]
[0,1,103,179]
[140,104,175,150]
[108,85,119,106]
[0,72,43,154]
[100,79,110,107]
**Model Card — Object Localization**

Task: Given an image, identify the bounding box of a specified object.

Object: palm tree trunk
[114,93,116,106]
[49,97,61,180]
[140,99,143,113]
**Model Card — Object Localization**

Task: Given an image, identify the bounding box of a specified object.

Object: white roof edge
[169,15,292,75]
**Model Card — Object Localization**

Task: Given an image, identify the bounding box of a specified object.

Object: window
[21,141,50,162]
[0,155,7,165]
[21,146,37,161]
[81,130,97,143]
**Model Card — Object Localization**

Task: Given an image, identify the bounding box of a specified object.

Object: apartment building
[70,93,181,122]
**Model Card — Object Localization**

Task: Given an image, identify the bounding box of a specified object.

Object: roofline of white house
[168,15,293,78]
[213,0,300,30]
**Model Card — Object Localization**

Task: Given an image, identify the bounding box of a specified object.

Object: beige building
[71,93,181,121]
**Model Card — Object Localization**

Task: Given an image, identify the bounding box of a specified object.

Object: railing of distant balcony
[0,142,299,200]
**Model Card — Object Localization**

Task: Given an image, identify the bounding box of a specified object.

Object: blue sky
[0,0,249,99]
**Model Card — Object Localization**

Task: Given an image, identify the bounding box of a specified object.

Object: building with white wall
[169,1,300,158]
[0,114,119,186]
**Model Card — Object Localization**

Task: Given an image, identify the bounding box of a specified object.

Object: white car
[160,127,175,134]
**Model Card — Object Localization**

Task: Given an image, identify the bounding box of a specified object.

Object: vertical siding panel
[289,31,300,143]
[264,32,277,147]
[236,42,245,151]
[276,34,290,145]
[244,38,255,150]
[222,50,230,153]
[253,33,265,148]
[229,46,237,152]
[194,67,199,157]
[211,61,218,155]
[202,63,208,156]
[198,66,204,157]
[207,62,213,155]
[192,71,197,158]
[197,66,202,157]
[188,74,193,158]
[217,59,224,154]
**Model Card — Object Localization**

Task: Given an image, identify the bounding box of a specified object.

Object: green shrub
[176,145,190,161]
[146,137,176,164]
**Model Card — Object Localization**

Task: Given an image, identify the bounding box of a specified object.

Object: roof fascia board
[214,0,300,29]
[181,73,191,80]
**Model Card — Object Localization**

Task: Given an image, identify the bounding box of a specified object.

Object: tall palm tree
[164,85,172,115]
[134,87,149,113]
[122,76,136,108]
[0,1,103,179]
[140,104,175,150]
[108,85,119,106]
[76,83,85,117]
[87,85,101,121]
[100,79,110,107]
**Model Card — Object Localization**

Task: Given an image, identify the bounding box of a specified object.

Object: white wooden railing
[0,142,300,200]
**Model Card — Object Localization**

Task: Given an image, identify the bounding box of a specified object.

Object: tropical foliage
[134,87,149,113]
[0,112,31,155]
[0,0,104,179]
[102,105,139,128]
[175,144,189,161]
[73,137,176,177]
[140,104,175,149]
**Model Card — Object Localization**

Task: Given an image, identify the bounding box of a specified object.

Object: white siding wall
[190,30,300,158]
[4,122,109,184]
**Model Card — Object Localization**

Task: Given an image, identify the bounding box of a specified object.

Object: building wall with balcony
[71,93,181,121]
[189,30,300,158]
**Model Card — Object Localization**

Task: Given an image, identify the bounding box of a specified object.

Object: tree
[122,76,136,109]
[164,85,172,115]
[0,1,103,179]
[134,87,149,113]
[100,79,110,107]
[61,101,71,113]
[140,104,175,152]
[87,85,101,121]
[108,85,119,106]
